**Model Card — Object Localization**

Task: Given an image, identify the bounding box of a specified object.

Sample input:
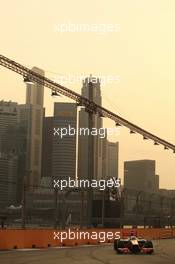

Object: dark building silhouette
[0,101,18,207]
[78,76,103,180]
[124,159,159,193]
[52,103,77,181]
[41,117,53,179]
[41,102,77,181]
[24,67,45,187]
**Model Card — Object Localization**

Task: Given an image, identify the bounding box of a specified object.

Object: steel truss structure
[0,54,175,152]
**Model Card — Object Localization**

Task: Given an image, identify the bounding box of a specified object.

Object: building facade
[124,159,159,193]
[0,101,18,207]
[107,141,119,179]
[23,67,45,187]
[78,77,103,180]
[52,102,77,181]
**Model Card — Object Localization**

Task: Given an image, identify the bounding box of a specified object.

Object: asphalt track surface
[0,240,175,264]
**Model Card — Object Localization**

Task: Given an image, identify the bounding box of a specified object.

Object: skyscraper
[41,116,53,179]
[20,67,45,187]
[124,159,159,192]
[0,101,18,152]
[102,138,119,180]
[0,154,18,208]
[0,101,18,207]
[52,102,77,181]
[107,141,119,179]
[78,76,103,180]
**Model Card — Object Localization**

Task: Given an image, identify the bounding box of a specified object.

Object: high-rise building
[5,119,29,204]
[154,174,159,190]
[124,160,159,193]
[0,100,18,152]
[107,141,119,179]
[102,138,119,180]
[0,153,18,208]
[52,102,77,181]
[102,130,108,179]
[20,67,45,187]
[0,101,18,207]
[78,76,103,180]
[41,117,53,179]
[81,76,102,105]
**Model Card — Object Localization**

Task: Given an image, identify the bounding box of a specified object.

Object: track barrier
[0,228,174,250]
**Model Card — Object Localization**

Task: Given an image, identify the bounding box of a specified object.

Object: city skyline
[1,2,175,260]
[1,0,175,190]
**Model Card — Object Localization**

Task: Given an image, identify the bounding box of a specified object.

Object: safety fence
[0,228,175,250]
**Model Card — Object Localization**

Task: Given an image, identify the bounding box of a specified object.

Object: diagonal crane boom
[0,54,175,152]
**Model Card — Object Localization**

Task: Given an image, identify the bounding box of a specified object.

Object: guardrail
[0,228,174,250]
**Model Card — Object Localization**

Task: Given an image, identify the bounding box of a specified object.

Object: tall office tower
[107,141,119,179]
[102,131,108,179]
[102,139,119,180]
[52,103,77,181]
[0,154,18,208]
[154,174,159,190]
[19,67,45,187]
[41,117,53,179]
[0,101,18,207]
[0,101,18,152]
[124,160,159,193]
[4,119,28,204]
[78,76,103,180]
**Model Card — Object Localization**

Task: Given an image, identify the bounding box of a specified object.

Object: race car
[114,236,154,254]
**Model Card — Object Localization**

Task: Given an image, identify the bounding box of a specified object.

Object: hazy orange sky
[0,0,175,189]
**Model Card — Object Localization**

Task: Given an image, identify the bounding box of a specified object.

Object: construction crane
[0,54,175,152]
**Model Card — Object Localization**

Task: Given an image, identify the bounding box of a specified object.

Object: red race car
[114,236,154,254]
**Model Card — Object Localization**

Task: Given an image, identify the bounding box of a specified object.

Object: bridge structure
[0,54,175,152]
